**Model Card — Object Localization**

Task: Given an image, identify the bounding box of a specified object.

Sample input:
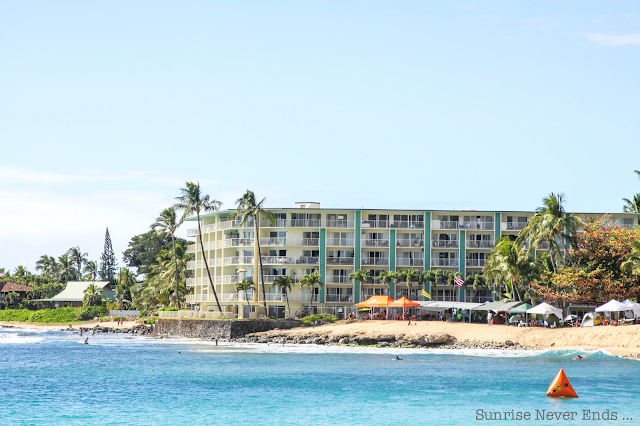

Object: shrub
[76,306,108,321]
[300,314,337,325]
[139,309,150,317]
[113,316,126,321]
[144,317,157,324]
[99,316,111,322]
[159,307,179,311]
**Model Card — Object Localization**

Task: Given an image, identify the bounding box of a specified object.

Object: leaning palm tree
[67,247,88,281]
[174,182,223,313]
[152,207,184,308]
[517,192,581,267]
[622,194,640,213]
[273,275,294,318]
[229,190,275,312]
[83,283,106,306]
[299,272,322,312]
[235,278,255,314]
[82,260,98,281]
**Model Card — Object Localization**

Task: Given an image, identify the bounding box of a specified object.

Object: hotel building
[184,202,639,319]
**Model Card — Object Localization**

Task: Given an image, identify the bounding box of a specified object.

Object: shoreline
[3,320,639,359]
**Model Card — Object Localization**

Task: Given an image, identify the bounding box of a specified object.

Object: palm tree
[13,265,29,277]
[299,272,322,312]
[83,261,98,281]
[6,291,20,308]
[235,278,255,314]
[35,255,57,278]
[152,207,184,308]
[145,245,192,309]
[517,192,581,268]
[114,284,129,309]
[378,270,397,295]
[622,194,640,213]
[174,182,223,313]
[621,240,640,276]
[229,190,275,312]
[57,255,75,284]
[273,275,294,318]
[397,269,420,297]
[67,247,88,280]
[349,269,373,301]
[484,238,538,302]
[83,283,106,306]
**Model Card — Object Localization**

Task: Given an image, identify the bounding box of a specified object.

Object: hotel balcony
[223,238,254,247]
[361,220,389,228]
[396,239,424,248]
[187,242,217,252]
[261,275,301,284]
[325,294,354,303]
[390,221,424,229]
[326,238,354,246]
[466,259,486,267]
[326,257,354,265]
[325,276,351,283]
[361,239,390,247]
[185,294,231,304]
[501,222,527,231]
[259,238,320,246]
[187,276,234,287]
[258,293,317,303]
[222,293,251,302]
[430,259,459,267]
[396,258,424,267]
[361,258,389,266]
[290,219,322,227]
[259,219,288,228]
[466,241,494,249]
[431,221,494,230]
[432,240,459,248]
[187,259,219,269]
[217,220,253,230]
[223,256,254,265]
[187,228,199,237]
[325,220,355,228]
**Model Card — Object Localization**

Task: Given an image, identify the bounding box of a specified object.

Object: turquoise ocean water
[1,326,639,425]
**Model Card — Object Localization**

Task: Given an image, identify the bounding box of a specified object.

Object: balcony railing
[222,275,253,284]
[430,259,459,267]
[223,238,254,247]
[258,293,317,302]
[187,242,216,252]
[361,239,389,247]
[218,220,253,230]
[259,238,319,246]
[466,241,494,249]
[501,221,527,231]
[390,221,424,229]
[222,293,251,302]
[260,219,288,227]
[187,259,218,269]
[260,256,295,265]
[187,228,199,237]
[361,258,389,266]
[223,256,254,265]
[396,258,424,267]
[290,219,321,227]
[326,257,354,265]
[466,259,486,267]
[361,220,389,228]
[296,256,319,265]
[432,240,459,248]
[325,294,354,303]
[431,221,459,230]
[325,276,351,283]
[326,238,354,246]
[396,239,424,248]
[261,275,301,284]
[325,220,355,228]
[187,277,226,287]
[461,222,494,230]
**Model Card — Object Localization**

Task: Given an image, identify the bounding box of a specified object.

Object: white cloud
[585,32,640,46]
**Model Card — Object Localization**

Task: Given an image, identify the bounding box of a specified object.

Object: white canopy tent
[469,301,522,313]
[622,300,640,318]
[595,300,632,313]
[527,302,562,316]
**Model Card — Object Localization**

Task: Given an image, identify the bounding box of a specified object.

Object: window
[269,231,286,238]
[327,213,347,221]
[302,250,319,257]
[303,231,319,239]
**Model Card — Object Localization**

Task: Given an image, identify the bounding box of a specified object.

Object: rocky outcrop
[157,319,300,340]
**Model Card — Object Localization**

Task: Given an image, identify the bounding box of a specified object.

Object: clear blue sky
[1,1,639,270]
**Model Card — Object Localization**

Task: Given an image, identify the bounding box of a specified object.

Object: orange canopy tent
[388,297,420,320]
[356,296,395,319]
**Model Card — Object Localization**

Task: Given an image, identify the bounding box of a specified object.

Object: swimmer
[178,351,181,354]
[395,356,403,361]
[84,337,89,344]
[573,354,589,360]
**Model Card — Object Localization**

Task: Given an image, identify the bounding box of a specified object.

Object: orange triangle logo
[546,369,578,398]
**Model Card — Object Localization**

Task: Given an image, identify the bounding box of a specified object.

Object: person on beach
[487,312,492,325]
[80,328,83,336]
[407,320,412,326]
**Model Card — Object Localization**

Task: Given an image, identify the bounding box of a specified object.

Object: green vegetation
[158,307,179,311]
[300,314,336,325]
[0,306,107,323]
[122,229,188,276]
[152,207,184,309]
[299,272,322,310]
[99,228,117,285]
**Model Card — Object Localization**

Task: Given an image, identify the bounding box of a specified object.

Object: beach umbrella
[388,297,420,320]
[358,308,371,312]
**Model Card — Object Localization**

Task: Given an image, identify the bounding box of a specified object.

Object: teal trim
[424,211,431,296]
[319,228,326,303]
[389,229,396,297]
[354,210,362,303]
[459,229,465,302]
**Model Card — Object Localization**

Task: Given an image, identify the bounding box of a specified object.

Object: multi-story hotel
[184,202,639,319]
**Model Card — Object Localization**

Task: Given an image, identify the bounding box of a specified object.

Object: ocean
[1,326,639,425]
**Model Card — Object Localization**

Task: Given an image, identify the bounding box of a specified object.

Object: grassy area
[0,307,108,324]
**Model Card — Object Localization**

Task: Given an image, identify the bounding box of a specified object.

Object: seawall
[157,318,301,340]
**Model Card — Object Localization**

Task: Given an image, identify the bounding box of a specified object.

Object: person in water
[395,356,402,361]
[574,354,589,360]
[84,337,89,344]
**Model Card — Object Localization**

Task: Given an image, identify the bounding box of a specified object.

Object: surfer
[395,356,403,361]
[84,337,88,345]
[573,354,589,360]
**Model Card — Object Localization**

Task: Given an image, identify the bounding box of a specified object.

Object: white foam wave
[0,332,46,344]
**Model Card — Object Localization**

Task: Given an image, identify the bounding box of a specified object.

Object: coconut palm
[273,275,294,318]
[516,192,581,267]
[397,269,420,295]
[484,238,538,302]
[13,265,29,277]
[35,255,57,278]
[235,278,255,314]
[83,283,107,306]
[349,269,373,301]
[621,240,640,276]
[174,182,223,313]
[622,194,640,213]
[67,247,88,280]
[83,261,98,281]
[114,284,129,309]
[299,272,322,311]
[378,270,397,292]
[229,190,275,312]
[152,207,184,308]
[57,255,75,284]
[145,245,192,308]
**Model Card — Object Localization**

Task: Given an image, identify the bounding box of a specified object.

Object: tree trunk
[255,213,267,312]
[198,212,223,313]
[285,289,290,319]
[172,233,181,309]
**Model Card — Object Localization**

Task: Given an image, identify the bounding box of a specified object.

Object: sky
[1,1,640,271]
